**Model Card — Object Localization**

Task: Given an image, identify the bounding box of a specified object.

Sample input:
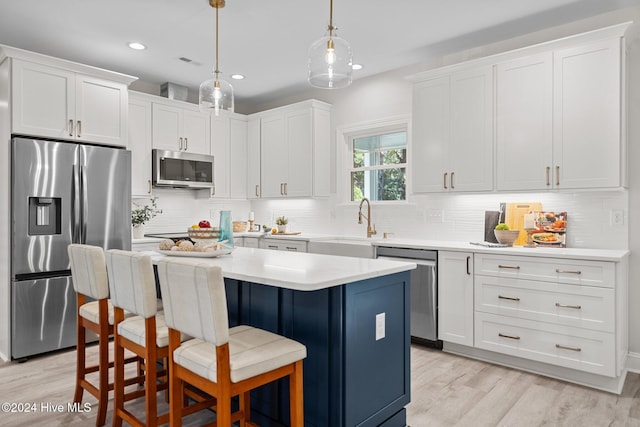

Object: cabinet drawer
[475,276,615,332]
[260,239,307,252]
[474,254,614,288]
[475,312,615,377]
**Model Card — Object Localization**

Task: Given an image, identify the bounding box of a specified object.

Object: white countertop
[368,239,629,262]
[146,247,416,291]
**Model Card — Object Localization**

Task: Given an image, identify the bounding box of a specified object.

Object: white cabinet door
[11,59,75,140]
[152,102,210,154]
[553,38,622,189]
[152,103,182,150]
[411,66,493,193]
[247,118,261,199]
[11,59,127,146]
[438,251,474,346]
[411,76,450,193]
[75,74,128,146]
[261,115,288,198]
[284,108,312,197]
[496,53,553,191]
[182,108,210,154]
[449,66,493,192]
[128,97,153,197]
[211,114,230,198]
[229,117,248,199]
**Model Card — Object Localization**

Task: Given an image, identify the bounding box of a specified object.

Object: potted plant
[131,197,162,239]
[275,216,288,234]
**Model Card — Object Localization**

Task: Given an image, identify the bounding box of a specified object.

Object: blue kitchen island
[151,247,415,427]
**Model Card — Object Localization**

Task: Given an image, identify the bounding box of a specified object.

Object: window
[349,130,407,201]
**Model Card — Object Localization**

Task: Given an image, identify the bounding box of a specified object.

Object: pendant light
[308,0,353,89]
[199,0,234,115]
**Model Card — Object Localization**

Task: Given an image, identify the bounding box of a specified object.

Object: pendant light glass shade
[308,30,352,89]
[199,0,234,115]
[308,0,353,89]
[199,75,234,115]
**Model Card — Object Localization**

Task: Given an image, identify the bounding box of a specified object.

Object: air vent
[179,57,193,63]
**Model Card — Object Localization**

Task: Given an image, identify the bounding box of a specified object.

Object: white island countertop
[147,247,416,291]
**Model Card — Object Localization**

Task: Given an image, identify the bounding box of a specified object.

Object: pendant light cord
[328,0,334,37]
[215,4,220,80]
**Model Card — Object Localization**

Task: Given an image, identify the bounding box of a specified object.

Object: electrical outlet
[427,209,443,224]
[611,209,624,226]
[375,313,386,341]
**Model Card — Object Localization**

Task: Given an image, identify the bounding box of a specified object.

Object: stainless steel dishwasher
[376,246,442,349]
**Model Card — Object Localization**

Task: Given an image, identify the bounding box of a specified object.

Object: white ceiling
[0,0,638,112]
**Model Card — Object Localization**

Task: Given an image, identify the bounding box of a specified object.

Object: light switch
[375,312,385,341]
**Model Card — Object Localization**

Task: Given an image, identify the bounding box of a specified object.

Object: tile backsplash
[137,189,628,250]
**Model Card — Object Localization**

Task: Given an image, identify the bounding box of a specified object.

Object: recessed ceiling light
[231,74,245,80]
[352,64,363,71]
[128,42,146,50]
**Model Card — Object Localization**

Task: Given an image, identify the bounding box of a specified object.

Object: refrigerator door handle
[72,164,82,243]
[81,165,88,243]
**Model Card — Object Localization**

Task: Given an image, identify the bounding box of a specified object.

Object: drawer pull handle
[267,245,278,249]
[498,265,520,270]
[556,344,581,352]
[498,295,520,302]
[285,247,298,251]
[555,303,582,310]
[498,333,520,340]
[556,269,581,275]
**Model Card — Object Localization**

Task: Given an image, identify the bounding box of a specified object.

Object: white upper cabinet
[412,65,493,193]
[11,58,130,146]
[257,100,330,198]
[246,118,261,199]
[496,53,553,191]
[497,37,623,190]
[552,37,622,189]
[210,112,247,199]
[151,101,210,154]
[128,95,153,197]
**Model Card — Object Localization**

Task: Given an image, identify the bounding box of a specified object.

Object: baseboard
[627,351,640,373]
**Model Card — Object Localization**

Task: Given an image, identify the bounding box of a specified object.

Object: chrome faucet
[358,198,377,238]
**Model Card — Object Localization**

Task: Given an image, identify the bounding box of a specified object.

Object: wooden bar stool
[68,244,142,427]
[105,249,173,427]
[157,258,307,426]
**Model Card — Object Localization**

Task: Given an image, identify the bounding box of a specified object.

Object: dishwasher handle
[377,256,436,267]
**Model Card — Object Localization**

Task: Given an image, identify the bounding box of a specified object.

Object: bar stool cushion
[78,299,162,325]
[174,325,307,383]
[116,313,188,348]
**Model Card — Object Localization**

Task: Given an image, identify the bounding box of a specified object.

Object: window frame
[337,116,410,205]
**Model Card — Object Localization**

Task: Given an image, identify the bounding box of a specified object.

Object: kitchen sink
[307,237,378,258]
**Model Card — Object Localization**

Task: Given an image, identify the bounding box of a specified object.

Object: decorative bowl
[494,230,520,246]
[187,227,220,240]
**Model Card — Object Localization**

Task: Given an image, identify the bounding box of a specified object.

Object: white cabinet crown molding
[0,44,137,85]
[405,21,631,83]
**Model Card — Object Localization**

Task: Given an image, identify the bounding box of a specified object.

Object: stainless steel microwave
[152,149,214,189]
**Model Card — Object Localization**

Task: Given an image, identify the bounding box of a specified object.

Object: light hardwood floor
[0,343,638,426]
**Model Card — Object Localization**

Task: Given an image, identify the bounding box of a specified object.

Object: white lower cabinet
[473,253,624,379]
[259,239,307,252]
[243,237,260,248]
[437,251,474,346]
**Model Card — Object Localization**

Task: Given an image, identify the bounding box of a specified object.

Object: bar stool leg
[290,360,304,427]
[74,318,86,404]
[96,310,110,427]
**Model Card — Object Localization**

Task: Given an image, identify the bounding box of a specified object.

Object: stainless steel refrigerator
[11,137,131,359]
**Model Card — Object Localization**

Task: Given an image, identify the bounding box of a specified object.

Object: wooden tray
[275,231,301,235]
